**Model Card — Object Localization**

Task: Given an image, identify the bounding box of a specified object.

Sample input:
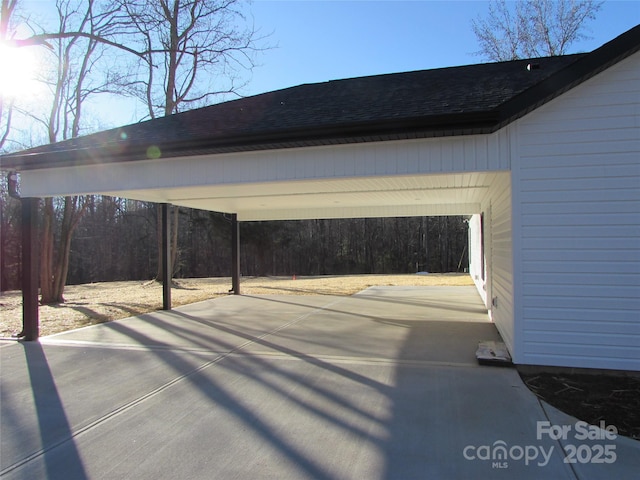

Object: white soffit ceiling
[104,171,506,221]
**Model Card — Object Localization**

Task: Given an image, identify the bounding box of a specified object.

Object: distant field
[0,273,473,337]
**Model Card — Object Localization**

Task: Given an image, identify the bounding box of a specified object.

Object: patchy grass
[0,273,473,337]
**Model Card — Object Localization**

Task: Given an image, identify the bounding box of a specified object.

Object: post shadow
[20,342,88,479]
[101,320,335,480]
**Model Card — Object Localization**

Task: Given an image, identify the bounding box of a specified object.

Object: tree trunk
[40,198,55,303]
[171,204,179,275]
[156,203,162,279]
[0,197,6,291]
[155,203,180,280]
[40,196,88,304]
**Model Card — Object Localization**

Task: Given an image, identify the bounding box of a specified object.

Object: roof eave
[0,111,499,171]
[496,25,640,128]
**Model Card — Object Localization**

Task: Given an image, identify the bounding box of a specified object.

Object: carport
[4,31,637,366]
[1,52,552,345]
[8,144,511,339]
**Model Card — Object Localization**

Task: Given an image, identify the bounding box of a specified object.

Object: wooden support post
[21,197,39,341]
[161,203,172,310]
[231,214,240,295]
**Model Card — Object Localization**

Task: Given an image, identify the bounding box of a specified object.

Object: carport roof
[2,25,639,171]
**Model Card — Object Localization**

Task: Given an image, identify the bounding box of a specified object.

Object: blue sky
[11,0,640,130]
[244,0,640,96]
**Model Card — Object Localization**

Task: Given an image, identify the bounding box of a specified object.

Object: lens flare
[0,44,40,99]
[146,145,161,159]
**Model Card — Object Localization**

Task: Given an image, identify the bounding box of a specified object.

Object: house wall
[485,174,515,356]
[469,171,514,357]
[468,214,485,303]
[511,52,640,371]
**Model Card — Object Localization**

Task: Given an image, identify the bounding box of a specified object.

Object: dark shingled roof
[2,25,639,170]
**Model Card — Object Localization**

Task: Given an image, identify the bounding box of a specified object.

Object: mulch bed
[520,372,640,440]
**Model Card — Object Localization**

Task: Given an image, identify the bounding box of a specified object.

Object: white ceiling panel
[103,172,507,221]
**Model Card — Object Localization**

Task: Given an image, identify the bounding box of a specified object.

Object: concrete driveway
[1,286,638,479]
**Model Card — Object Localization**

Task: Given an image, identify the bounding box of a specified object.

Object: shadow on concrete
[11,342,88,479]
[240,292,487,323]
[58,302,154,323]
[380,321,497,479]
[103,318,374,480]
[97,295,499,478]
[245,285,349,296]
[3,287,511,479]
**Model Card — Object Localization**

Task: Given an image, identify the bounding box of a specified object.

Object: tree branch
[4,32,146,58]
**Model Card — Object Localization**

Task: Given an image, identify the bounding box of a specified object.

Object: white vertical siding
[487,176,514,356]
[21,134,511,198]
[469,214,486,304]
[513,52,640,371]
[468,171,514,356]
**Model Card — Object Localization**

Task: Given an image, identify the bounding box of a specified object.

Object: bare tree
[116,0,265,119]
[2,0,268,294]
[33,0,133,303]
[114,0,267,280]
[1,0,147,150]
[0,0,19,150]
[472,0,602,61]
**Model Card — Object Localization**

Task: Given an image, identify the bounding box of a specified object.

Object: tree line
[0,193,469,292]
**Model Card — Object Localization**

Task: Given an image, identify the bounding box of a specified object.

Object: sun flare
[0,44,40,99]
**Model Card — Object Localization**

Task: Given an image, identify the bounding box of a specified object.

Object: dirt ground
[520,372,640,440]
[0,274,473,337]
[1,273,638,440]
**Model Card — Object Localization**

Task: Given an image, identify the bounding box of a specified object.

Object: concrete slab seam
[537,397,580,480]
